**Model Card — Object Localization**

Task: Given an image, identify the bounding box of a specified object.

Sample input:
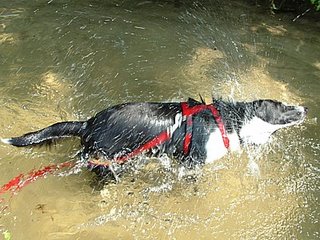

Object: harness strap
[183,115,193,154]
[115,130,171,164]
[181,102,230,155]
[88,130,172,167]
[90,101,230,167]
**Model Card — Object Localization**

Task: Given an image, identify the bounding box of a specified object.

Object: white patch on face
[239,117,286,145]
[292,106,307,125]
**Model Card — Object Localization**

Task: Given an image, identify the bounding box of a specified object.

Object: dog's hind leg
[56,150,89,177]
[86,150,122,182]
[108,163,120,183]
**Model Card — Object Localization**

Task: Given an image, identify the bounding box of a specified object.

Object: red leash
[88,130,172,167]
[115,130,171,164]
[0,161,75,197]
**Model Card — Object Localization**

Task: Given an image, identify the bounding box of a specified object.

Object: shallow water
[0,0,319,239]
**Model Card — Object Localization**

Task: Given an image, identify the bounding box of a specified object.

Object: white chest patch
[239,117,282,145]
[205,130,240,163]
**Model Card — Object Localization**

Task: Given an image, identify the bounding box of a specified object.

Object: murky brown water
[0,0,319,239]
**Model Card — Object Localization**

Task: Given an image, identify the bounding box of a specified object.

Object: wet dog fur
[1,98,308,177]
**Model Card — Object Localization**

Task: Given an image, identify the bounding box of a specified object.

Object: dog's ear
[253,100,273,113]
[252,100,264,109]
[252,100,275,123]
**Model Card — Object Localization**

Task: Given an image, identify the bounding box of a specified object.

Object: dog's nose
[304,107,309,114]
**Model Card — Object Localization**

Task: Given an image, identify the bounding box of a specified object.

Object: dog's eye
[286,106,296,111]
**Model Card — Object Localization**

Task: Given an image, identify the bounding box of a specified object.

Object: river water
[0,0,319,239]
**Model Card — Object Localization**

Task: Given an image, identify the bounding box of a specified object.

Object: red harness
[180,102,230,154]
[90,101,230,165]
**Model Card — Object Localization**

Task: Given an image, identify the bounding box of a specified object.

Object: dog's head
[239,100,308,145]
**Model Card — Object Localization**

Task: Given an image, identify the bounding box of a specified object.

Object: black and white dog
[1,98,307,175]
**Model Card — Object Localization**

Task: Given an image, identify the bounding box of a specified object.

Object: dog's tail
[1,121,86,147]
